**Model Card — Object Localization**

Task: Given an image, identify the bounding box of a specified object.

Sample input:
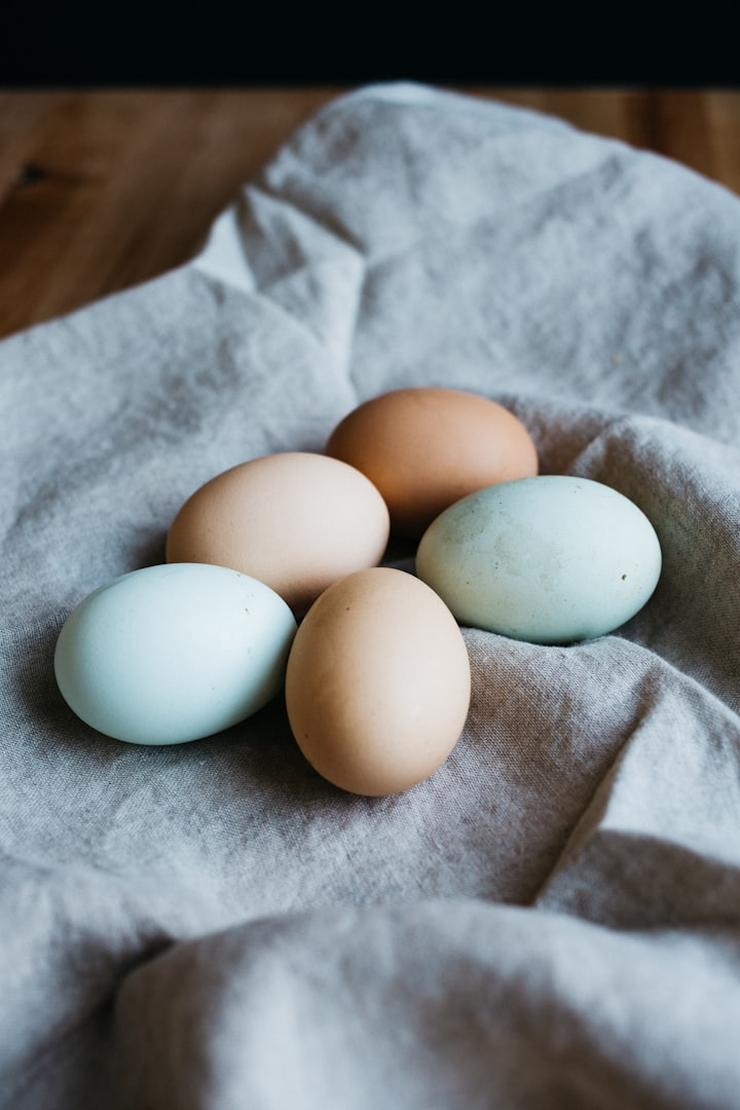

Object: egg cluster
[54,388,662,795]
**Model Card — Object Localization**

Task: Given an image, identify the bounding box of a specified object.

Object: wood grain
[0,88,738,339]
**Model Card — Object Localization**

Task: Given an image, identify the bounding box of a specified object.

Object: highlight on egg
[166,452,390,614]
[54,563,297,745]
[416,475,662,644]
[285,567,471,796]
[326,387,538,537]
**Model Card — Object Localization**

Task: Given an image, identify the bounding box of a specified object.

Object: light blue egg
[416,476,662,644]
[54,563,297,745]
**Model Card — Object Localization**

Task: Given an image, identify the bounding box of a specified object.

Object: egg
[285,567,471,796]
[166,452,390,614]
[416,476,662,644]
[326,387,538,536]
[54,563,297,745]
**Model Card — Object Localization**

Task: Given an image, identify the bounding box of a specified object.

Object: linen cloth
[1,83,739,1109]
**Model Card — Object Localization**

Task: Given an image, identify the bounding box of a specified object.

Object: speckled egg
[416,476,662,644]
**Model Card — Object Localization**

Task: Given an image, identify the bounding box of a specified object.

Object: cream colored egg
[166,453,390,614]
[285,567,471,796]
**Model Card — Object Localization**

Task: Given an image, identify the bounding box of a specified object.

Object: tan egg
[326,387,538,536]
[285,567,471,796]
[166,453,390,614]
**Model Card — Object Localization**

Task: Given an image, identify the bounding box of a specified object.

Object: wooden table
[1,89,738,340]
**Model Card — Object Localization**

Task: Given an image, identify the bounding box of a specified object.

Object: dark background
[1,3,738,86]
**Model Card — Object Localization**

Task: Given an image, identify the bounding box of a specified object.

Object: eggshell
[166,453,390,613]
[285,567,471,796]
[326,387,538,536]
[54,563,297,745]
[416,476,662,644]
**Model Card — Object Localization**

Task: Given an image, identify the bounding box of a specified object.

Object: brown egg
[166,453,390,614]
[326,387,538,536]
[285,567,471,796]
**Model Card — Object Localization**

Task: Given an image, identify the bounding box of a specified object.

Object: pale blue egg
[416,476,662,644]
[54,563,297,744]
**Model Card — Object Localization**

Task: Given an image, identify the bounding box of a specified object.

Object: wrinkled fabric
[1,83,739,1109]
